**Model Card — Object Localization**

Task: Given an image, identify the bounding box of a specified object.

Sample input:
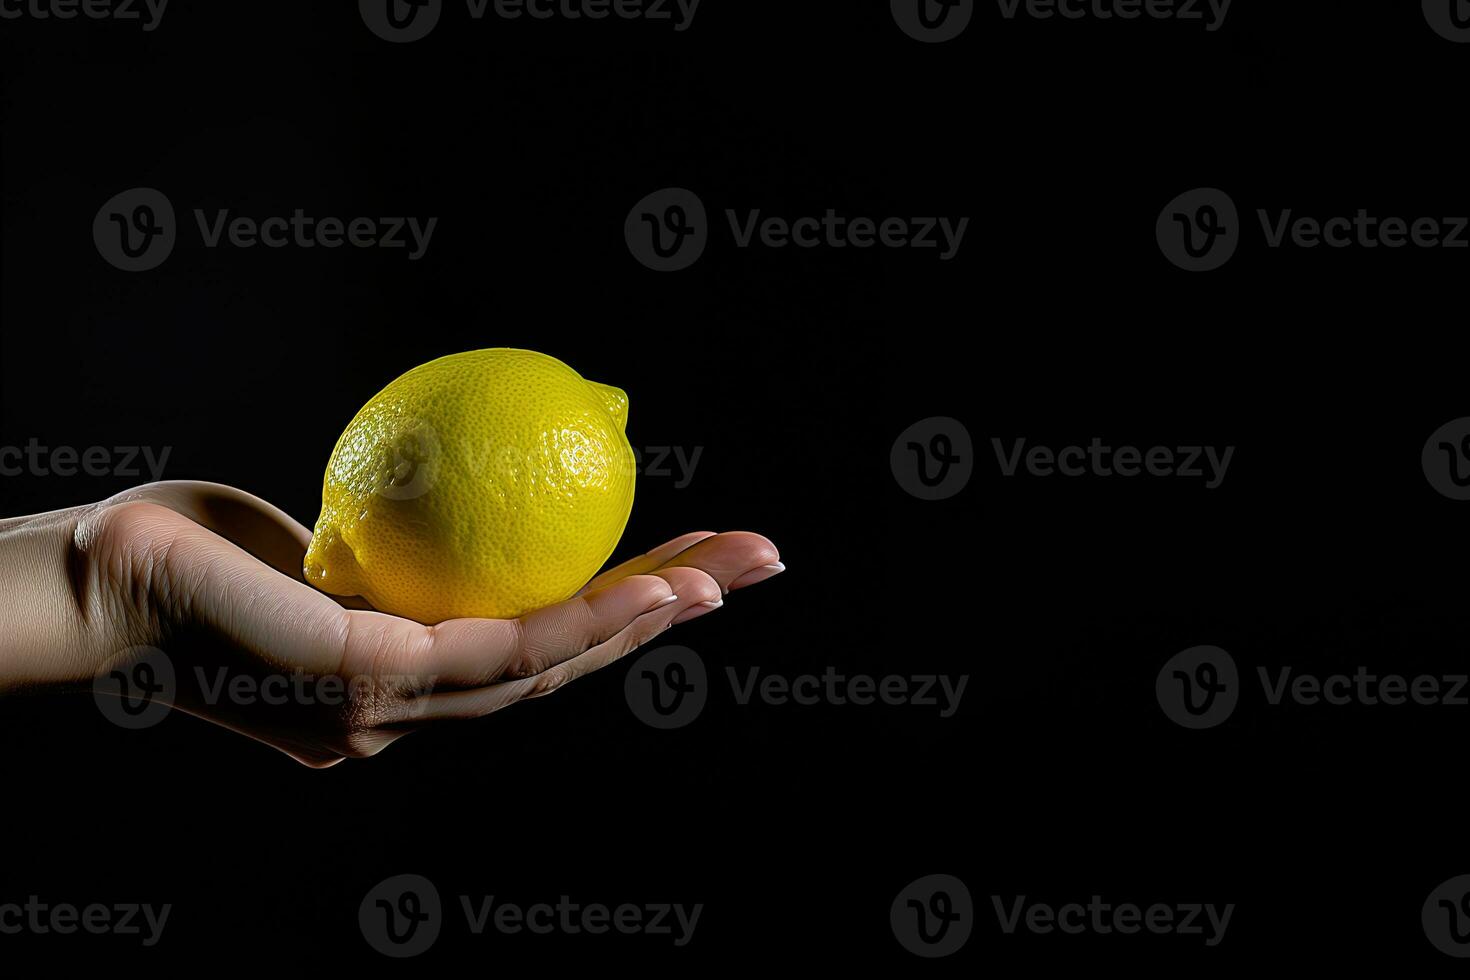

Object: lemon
[304,348,636,623]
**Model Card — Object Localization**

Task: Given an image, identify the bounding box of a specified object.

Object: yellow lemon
[304,348,636,623]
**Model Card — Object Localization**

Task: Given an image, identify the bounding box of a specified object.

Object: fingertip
[729,561,786,591]
[653,565,723,607]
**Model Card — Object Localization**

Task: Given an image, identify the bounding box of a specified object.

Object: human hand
[1,481,783,767]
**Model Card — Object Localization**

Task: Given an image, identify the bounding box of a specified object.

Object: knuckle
[509,642,557,680]
[76,500,189,640]
[667,568,721,605]
[505,616,550,678]
[623,573,675,604]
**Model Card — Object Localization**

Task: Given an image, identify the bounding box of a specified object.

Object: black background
[2,0,1468,968]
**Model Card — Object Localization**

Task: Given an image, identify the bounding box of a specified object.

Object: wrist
[0,502,153,694]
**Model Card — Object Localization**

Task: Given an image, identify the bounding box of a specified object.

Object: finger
[406,567,722,720]
[405,603,672,721]
[104,481,314,583]
[643,531,783,594]
[505,573,690,680]
[576,531,717,595]
[393,673,542,722]
[522,565,722,697]
[337,565,716,694]
[411,573,681,690]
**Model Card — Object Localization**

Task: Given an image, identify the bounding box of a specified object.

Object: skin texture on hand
[0,481,783,767]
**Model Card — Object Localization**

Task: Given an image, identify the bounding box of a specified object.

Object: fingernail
[728,562,785,591]
[670,598,723,625]
[646,593,680,612]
